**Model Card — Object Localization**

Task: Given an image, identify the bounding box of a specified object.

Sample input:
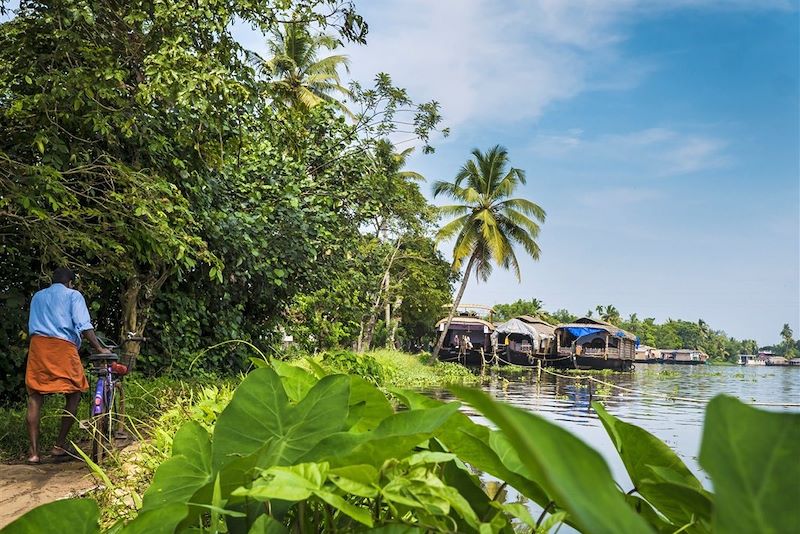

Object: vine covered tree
[431,145,545,358]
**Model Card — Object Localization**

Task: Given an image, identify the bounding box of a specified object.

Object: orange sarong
[26,335,89,394]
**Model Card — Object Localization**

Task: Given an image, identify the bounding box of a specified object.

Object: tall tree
[596,305,621,325]
[431,145,545,358]
[250,22,352,115]
[493,298,544,322]
[780,323,796,357]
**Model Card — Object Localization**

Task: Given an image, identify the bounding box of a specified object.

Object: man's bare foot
[51,444,80,462]
[26,455,40,465]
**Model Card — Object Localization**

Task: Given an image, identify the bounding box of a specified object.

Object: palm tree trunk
[432,254,476,359]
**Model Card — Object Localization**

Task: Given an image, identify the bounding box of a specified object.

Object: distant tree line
[492,299,798,362]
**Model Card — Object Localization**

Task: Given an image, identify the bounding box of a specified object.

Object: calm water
[427,363,800,500]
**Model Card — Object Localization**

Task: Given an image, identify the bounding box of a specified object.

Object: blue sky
[329,0,799,345]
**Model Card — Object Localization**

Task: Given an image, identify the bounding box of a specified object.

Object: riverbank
[4,356,796,533]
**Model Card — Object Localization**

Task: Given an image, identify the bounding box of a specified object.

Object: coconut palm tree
[431,145,546,358]
[248,22,351,115]
[596,305,621,325]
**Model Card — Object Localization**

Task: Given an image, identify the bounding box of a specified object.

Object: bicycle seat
[88,353,119,362]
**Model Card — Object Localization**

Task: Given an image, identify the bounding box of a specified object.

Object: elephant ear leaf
[212,367,350,470]
[593,401,711,529]
[454,386,653,534]
[699,395,800,534]
[2,498,99,534]
[141,421,212,511]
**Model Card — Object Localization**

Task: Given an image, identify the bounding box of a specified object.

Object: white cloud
[529,127,730,177]
[337,0,793,130]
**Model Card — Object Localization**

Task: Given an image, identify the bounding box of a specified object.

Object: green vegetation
[5,361,798,533]
[0,350,471,462]
[0,0,455,403]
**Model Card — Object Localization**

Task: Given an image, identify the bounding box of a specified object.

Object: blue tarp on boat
[564,327,604,338]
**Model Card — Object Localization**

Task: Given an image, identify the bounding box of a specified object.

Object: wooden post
[605,333,609,360]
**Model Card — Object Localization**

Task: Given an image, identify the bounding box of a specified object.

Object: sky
[329,0,800,346]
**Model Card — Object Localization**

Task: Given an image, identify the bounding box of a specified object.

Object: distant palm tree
[431,145,545,358]
[249,22,351,115]
[596,305,621,325]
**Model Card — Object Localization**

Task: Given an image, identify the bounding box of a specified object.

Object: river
[427,363,800,527]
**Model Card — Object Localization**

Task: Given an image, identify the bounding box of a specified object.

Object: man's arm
[83,329,111,354]
[71,292,111,353]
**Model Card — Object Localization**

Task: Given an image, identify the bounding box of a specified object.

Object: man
[26,267,110,464]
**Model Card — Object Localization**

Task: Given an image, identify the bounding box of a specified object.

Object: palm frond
[499,207,542,239]
[435,213,472,242]
[497,215,542,262]
[436,204,470,218]
[497,198,546,223]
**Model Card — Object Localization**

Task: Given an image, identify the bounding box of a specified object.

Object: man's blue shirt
[28,283,94,348]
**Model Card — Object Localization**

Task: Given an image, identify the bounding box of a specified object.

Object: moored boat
[554,317,637,371]
[491,315,556,366]
[435,305,495,365]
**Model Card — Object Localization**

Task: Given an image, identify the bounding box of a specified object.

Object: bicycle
[85,333,145,462]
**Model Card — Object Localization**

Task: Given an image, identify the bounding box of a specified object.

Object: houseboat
[554,317,637,371]
[491,315,556,365]
[661,349,709,365]
[435,305,495,365]
[635,345,662,363]
[738,354,765,366]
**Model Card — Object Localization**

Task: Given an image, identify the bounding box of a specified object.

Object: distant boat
[659,349,709,365]
[553,317,637,371]
[434,304,495,365]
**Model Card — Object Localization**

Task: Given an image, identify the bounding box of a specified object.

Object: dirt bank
[0,461,97,528]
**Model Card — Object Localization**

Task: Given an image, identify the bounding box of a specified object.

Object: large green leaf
[247,514,288,534]
[453,386,653,534]
[212,368,350,470]
[141,421,212,511]
[1,499,99,534]
[392,388,550,506]
[699,395,800,534]
[300,403,459,466]
[328,464,380,498]
[347,375,393,432]
[119,504,189,534]
[270,358,317,402]
[593,401,710,530]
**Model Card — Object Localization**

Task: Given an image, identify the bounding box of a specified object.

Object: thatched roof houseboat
[435,310,494,365]
[554,317,637,370]
[491,316,556,365]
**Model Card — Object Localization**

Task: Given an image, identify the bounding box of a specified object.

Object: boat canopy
[491,318,555,343]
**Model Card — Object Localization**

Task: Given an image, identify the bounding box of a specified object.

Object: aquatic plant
[5,359,798,533]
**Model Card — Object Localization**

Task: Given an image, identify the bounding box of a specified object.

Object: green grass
[366,349,479,388]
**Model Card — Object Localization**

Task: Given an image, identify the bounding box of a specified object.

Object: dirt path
[0,461,98,528]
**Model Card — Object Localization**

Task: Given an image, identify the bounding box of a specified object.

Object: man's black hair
[52,267,76,285]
